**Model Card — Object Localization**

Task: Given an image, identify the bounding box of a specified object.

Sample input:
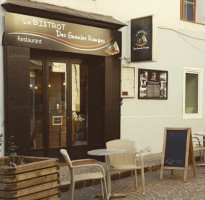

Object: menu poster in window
[52,116,63,125]
[131,16,152,62]
[121,66,135,98]
[138,69,168,100]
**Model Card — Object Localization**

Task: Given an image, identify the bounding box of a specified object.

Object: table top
[87,149,126,156]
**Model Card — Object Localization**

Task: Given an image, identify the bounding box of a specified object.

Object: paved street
[61,166,205,200]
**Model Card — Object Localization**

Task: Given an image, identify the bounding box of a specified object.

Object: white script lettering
[56,30,66,38]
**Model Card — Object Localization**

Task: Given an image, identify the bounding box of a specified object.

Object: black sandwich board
[160,128,196,182]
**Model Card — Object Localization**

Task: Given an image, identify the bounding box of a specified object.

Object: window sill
[183,114,203,119]
[180,19,205,26]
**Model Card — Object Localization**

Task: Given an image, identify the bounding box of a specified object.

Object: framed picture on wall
[121,66,135,98]
[138,68,168,100]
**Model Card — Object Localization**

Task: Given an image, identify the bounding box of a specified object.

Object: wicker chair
[193,137,205,163]
[106,139,145,195]
[60,149,107,200]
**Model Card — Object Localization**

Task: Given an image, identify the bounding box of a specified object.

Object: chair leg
[100,179,104,199]
[70,179,75,200]
[134,169,138,188]
[141,168,146,195]
[199,150,202,163]
[103,176,108,200]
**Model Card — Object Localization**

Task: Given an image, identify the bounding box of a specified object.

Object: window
[181,0,196,22]
[72,64,88,146]
[30,60,43,149]
[183,68,203,119]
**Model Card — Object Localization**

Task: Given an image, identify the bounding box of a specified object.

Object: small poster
[138,69,168,99]
[131,16,153,62]
[52,116,63,125]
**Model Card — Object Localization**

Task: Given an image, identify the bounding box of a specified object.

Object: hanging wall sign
[138,68,168,100]
[4,12,121,57]
[131,16,152,62]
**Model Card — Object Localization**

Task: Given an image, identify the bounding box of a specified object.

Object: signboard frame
[4,12,121,57]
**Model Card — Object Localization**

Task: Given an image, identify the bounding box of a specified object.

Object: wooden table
[88,149,126,200]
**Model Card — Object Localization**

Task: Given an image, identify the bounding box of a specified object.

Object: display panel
[138,68,168,100]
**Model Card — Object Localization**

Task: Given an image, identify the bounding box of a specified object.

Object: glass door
[48,62,67,148]
[71,63,88,146]
[30,60,67,152]
[30,60,43,149]
[30,57,89,156]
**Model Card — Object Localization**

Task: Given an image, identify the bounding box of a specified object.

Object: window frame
[183,67,203,119]
[181,0,196,22]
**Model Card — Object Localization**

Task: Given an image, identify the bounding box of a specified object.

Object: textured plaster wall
[121,27,205,152]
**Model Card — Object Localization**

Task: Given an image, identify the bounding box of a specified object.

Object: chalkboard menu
[160,128,196,182]
[164,130,187,167]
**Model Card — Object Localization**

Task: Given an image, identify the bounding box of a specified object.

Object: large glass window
[183,68,203,119]
[30,59,89,150]
[185,73,198,113]
[30,60,43,149]
[181,0,196,22]
[72,64,88,146]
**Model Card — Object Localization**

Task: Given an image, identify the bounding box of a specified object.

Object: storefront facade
[1,0,124,159]
[2,0,205,158]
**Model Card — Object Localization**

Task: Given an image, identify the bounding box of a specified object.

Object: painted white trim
[183,67,203,119]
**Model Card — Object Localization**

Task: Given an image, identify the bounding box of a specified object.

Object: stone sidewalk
[60,153,205,199]
[61,166,205,200]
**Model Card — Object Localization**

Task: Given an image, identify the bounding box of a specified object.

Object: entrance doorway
[4,46,121,160]
[29,56,89,157]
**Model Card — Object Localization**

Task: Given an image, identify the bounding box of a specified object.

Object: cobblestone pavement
[61,166,205,200]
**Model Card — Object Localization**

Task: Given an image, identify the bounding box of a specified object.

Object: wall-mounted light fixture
[119,56,131,63]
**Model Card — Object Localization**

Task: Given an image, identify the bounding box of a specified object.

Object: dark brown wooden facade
[2,0,123,160]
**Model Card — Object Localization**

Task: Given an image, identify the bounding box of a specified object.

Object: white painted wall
[1,0,205,154]
[196,0,205,24]
[121,27,205,153]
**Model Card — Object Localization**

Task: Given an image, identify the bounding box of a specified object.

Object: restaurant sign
[5,12,121,57]
[131,16,152,62]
